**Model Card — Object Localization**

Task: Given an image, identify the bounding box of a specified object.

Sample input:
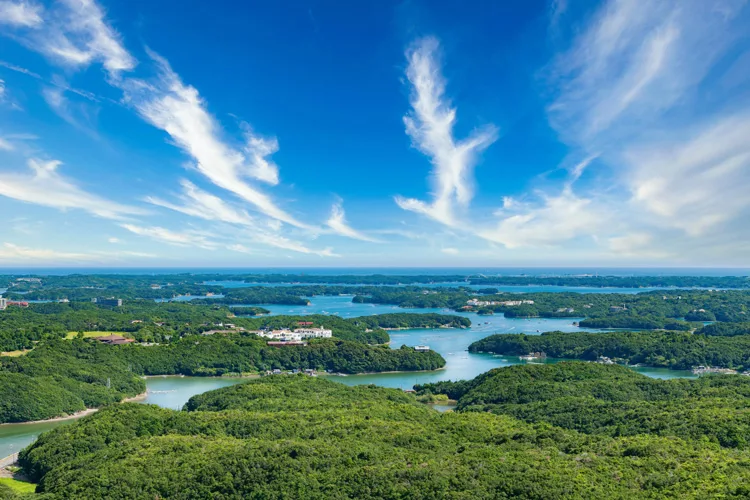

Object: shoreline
[1,408,98,427]
[325,366,447,377]
[122,391,148,403]
[142,373,260,380]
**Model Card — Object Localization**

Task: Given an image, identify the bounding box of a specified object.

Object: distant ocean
[0,267,748,277]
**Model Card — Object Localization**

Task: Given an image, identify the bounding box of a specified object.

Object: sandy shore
[122,391,148,403]
[326,366,447,377]
[2,408,99,426]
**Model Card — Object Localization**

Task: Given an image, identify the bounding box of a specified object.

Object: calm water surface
[0,376,249,458]
[0,295,697,458]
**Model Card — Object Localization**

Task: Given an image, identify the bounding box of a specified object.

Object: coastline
[1,408,98,427]
[122,391,148,403]
[3,390,150,426]
[326,366,447,377]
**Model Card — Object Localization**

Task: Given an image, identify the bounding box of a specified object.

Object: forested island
[469,330,750,370]
[0,298,470,351]
[4,274,750,339]
[13,373,750,498]
[416,362,750,447]
[0,334,444,424]
[3,272,748,289]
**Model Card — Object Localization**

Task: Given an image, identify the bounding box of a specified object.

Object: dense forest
[416,363,750,448]
[0,296,471,350]
[4,273,749,289]
[0,334,444,423]
[469,331,750,370]
[15,375,750,498]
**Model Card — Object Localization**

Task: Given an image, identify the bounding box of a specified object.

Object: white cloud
[0,59,41,78]
[0,1,42,27]
[120,223,217,250]
[252,232,339,257]
[531,0,750,260]
[326,202,379,242]
[395,36,498,226]
[480,187,606,249]
[145,179,255,226]
[0,158,145,219]
[627,113,750,236]
[242,125,280,185]
[0,137,13,151]
[107,237,121,243]
[441,247,459,255]
[147,180,338,257]
[0,242,158,262]
[0,0,134,75]
[0,242,90,261]
[121,51,306,228]
[41,0,134,74]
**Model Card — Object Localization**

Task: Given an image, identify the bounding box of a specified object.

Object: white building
[414,345,430,352]
[294,327,332,338]
[466,299,535,307]
[254,327,333,341]
[0,297,6,311]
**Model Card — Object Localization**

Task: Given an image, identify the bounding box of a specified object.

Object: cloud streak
[326,202,380,242]
[0,158,145,219]
[0,0,42,27]
[120,223,217,250]
[395,36,498,227]
[122,51,308,229]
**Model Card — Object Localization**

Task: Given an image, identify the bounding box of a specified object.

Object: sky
[0,0,748,267]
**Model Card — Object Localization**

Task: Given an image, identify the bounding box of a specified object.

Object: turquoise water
[140,376,248,410]
[0,376,249,458]
[0,294,698,459]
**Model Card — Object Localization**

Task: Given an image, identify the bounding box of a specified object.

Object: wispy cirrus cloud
[0,242,157,262]
[41,85,99,135]
[145,179,256,226]
[146,180,338,256]
[0,59,41,78]
[121,51,308,229]
[539,0,750,259]
[0,0,134,75]
[326,202,380,242]
[0,242,90,261]
[0,0,42,27]
[395,36,498,227]
[480,186,605,249]
[120,223,217,250]
[0,158,145,219]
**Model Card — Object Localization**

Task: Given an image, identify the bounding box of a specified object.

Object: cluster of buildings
[692,365,750,376]
[519,352,546,361]
[252,326,333,342]
[0,297,29,310]
[466,299,535,308]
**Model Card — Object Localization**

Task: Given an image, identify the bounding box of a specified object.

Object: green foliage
[419,362,750,449]
[469,330,750,370]
[0,372,85,423]
[697,322,750,336]
[19,375,750,499]
[0,332,444,422]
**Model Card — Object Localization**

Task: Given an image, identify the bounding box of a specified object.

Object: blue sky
[0,0,748,267]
